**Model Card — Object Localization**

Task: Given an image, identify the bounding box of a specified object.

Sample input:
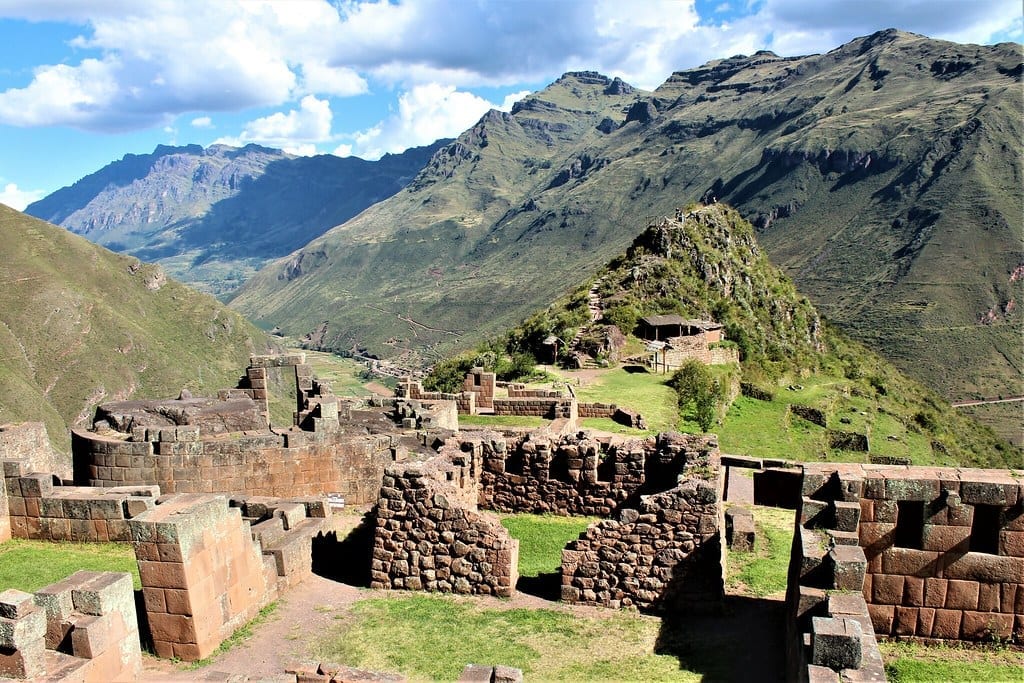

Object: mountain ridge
[229,30,1022,445]
[26,140,450,297]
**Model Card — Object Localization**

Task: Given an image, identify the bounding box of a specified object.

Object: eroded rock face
[93,395,268,434]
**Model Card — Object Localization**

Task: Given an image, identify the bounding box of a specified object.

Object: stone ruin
[0,572,141,681]
[370,429,724,611]
[1,355,1022,681]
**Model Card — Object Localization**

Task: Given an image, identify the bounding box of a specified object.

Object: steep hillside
[26,141,447,297]
[458,204,1017,468]
[0,205,274,451]
[230,31,1021,441]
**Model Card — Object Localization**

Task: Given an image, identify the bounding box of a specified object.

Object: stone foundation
[0,422,68,480]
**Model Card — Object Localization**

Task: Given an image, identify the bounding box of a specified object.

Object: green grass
[880,640,1024,682]
[315,593,690,682]
[0,539,140,591]
[569,366,679,433]
[458,414,548,428]
[726,506,794,597]
[499,514,597,577]
[296,349,376,397]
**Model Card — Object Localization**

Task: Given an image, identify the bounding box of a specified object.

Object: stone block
[867,603,894,635]
[70,571,136,622]
[902,576,924,606]
[458,664,494,682]
[923,578,948,608]
[944,580,980,610]
[880,548,939,578]
[831,500,861,532]
[999,530,1024,557]
[0,605,45,649]
[829,545,866,591]
[18,473,53,498]
[961,480,1018,506]
[942,552,1023,583]
[894,606,918,636]
[811,616,862,670]
[917,607,936,637]
[494,664,524,683]
[872,574,904,605]
[961,611,1013,640]
[885,477,939,502]
[806,665,841,683]
[0,590,34,619]
[921,524,970,553]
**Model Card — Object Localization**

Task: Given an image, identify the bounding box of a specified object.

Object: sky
[0,0,1020,210]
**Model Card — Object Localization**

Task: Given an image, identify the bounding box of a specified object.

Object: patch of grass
[578,417,649,436]
[569,366,679,432]
[499,514,597,577]
[0,539,140,591]
[726,506,794,598]
[315,593,688,681]
[880,640,1023,682]
[294,348,375,397]
[458,414,548,428]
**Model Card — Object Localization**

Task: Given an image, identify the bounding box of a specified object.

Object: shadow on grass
[515,571,561,601]
[622,364,650,374]
[655,594,787,682]
[311,509,377,588]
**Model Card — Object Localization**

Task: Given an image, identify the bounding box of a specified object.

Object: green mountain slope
[231,31,1020,439]
[447,204,1017,468]
[0,205,273,451]
[25,141,447,297]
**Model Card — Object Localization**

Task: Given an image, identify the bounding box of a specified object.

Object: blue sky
[0,0,1020,209]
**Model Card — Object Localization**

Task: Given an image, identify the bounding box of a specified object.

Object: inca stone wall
[72,428,395,503]
[560,433,724,612]
[372,449,519,597]
[0,571,142,682]
[479,432,679,518]
[809,464,1022,642]
[3,458,159,543]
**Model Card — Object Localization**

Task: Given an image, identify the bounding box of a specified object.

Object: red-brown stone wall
[72,429,395,504]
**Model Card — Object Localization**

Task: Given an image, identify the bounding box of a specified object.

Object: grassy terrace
[0,539,140,591]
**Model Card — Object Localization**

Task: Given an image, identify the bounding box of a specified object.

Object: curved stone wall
[71,428,396,503]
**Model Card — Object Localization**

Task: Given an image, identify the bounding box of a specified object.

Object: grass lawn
[499,514,597,577]
[0,539,140,591]
[725,505,794,598]
[880,640,1023,682]
[314,593,691,682]
[458,414,548,428]
[289,348,375,397]
[568,366,679,433]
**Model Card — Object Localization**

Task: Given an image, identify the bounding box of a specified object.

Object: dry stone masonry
[372,448,519,597]
[0,571,141,682]
[560,433,724,612]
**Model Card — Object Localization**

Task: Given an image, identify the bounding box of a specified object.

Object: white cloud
[499,90,531,111]
[300,62,368,98]
[336,84,498,160]
[215,95,332,151]
[191,116,213,128]
[0,183,45,211]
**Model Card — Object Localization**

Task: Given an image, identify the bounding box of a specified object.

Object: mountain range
[24,30,1023,443]
[26,140,447,297]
